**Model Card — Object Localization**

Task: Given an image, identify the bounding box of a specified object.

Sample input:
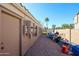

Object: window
[35,26,38,36]
[23,20,28,35]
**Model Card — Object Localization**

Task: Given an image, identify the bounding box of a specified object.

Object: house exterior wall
[0,3,43,56]
[74,23,79,29]
[1,11,20,56]
[0,7,2,54]
[74,13,79,29]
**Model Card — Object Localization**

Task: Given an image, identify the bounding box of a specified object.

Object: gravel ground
[24,35,68,56]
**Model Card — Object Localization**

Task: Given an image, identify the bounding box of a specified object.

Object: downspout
[19,19,22,56]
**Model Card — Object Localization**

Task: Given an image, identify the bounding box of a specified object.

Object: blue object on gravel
[71,45,79,56]
[48,32,54,40]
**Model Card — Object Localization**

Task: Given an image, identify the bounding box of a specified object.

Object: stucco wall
[0,7,2,54]
[55,29,79,44]
[71,29,79,44]
[0,11,20,56]
[74,14,79,29]
[0,3,42,56]
[74,23,79,29]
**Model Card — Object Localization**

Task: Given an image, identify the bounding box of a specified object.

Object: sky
[23,3,79,28]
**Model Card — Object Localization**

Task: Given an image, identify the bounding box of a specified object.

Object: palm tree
[52,25,56,33]
[45,17,49,29]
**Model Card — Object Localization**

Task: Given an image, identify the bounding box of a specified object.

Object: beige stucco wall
[21,21,40,55]
[0,7,2,53]
[71,29,79,44]
[55,29,70,40]
[1,12,20,56]
[0,3,42,27]
[55,29,79,44]
[0,3,42,56]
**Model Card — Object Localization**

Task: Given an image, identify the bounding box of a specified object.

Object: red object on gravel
[61,45,69,54]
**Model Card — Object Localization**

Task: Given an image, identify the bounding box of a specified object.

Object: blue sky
[23,3,79,28]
